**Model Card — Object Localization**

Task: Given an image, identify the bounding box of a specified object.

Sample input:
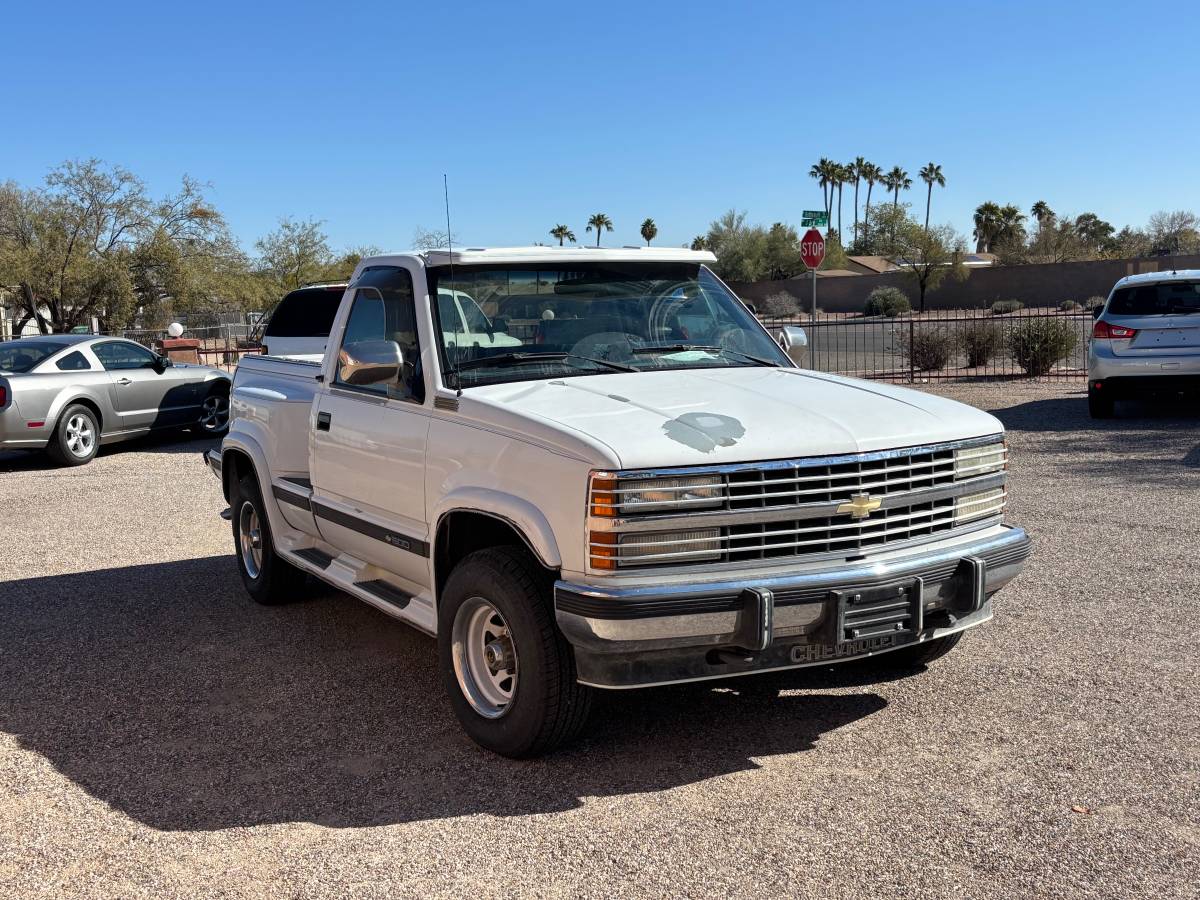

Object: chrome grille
[590,439,1008,570]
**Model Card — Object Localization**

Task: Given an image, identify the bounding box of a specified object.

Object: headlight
[954,442,1006,479]
[954,488,1006,523]
[589,472,723,517]
[589,527,722,569]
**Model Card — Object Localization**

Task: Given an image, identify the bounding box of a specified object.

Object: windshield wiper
[631,344,781,367]
[450,351,636,374]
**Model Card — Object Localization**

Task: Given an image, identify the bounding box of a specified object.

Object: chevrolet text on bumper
[210,246,1031,757]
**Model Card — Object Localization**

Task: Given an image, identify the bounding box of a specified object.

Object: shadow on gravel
[0,432,217,473]
[991,395,1200,484]
[0,556,887,831]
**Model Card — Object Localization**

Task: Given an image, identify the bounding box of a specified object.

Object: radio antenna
[443,173,463,394]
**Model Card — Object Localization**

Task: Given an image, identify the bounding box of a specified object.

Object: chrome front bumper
[555,524,1031,687]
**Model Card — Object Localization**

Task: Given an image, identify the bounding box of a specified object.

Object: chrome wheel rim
[238,501,263,579]
[199,394,229,432]
[452,597,518,718]
[64,414,95,457]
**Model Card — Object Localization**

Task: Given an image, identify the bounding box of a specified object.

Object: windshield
[0,340,68,373]
[428,262,787,388]
[1109,281,1200,316]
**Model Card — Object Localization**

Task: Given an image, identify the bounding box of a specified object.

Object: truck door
[310,265,432,590]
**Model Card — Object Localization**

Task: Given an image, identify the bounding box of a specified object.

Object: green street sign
[801,210,829,228]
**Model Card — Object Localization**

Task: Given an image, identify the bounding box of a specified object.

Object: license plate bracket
[829,577,923,644]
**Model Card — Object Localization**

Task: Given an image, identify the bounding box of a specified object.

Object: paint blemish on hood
[662,412,746,453]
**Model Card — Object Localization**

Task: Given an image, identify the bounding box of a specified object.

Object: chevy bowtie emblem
[837,493,882,519]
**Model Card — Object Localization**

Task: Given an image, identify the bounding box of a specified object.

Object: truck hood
[467,367,1003,468]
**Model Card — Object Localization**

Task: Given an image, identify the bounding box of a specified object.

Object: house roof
[845,256,898,274]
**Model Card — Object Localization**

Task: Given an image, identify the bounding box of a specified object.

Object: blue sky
[3,0,1197,254]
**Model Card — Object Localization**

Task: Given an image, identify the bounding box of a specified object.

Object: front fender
[432,486,562,569]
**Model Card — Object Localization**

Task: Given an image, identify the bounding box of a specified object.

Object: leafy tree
[1110,225,1152,258]
[255,218,334,295]
[411,226,456,251]
[703,210,764,282]
[877,210,967,311]
[918,162,945,230]
[0,159,248,332]
[1147,210,1200,254]
[549,224,576,246]
[762,222,804,280]
[640,218,658,246]
[586,213,613,247]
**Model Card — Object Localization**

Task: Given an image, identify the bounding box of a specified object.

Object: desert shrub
[960,322,1003,368]
[1008,319,1078,376]
[1058,300,1081,311]
[990,299,1024,315]
[761,291,798,317]
[864,286,911,317]
[902,327,955,371]
[1086,295,1107,311]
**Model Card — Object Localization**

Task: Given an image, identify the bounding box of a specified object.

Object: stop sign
[800,228,825,270]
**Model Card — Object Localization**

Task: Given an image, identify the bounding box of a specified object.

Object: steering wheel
[569,332,643,363]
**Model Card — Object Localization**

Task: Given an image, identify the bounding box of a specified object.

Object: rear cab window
[1109,281,1200,316]
[264,286,347,338]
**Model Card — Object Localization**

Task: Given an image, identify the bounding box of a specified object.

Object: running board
[357,579,412,609]
[294,547,334,570]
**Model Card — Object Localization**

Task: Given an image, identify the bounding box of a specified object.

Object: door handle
[116,377,132,385]
[316,411,331,431]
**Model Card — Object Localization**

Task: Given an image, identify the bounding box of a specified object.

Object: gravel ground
[1,383,1197,899]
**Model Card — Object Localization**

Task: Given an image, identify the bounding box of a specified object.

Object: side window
[335,267,423,402]
[93,341,158,371]
[56,351,91,371]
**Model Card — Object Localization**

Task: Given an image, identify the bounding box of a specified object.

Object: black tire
[46,403,100,466]
[230,473,307,605]
[438,547,593,758]
[874,632,964,669]
[1088,385,1114,419]
[195,384,231,437]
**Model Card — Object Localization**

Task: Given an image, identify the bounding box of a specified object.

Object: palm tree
[850,156,866,244]
[1031,200,1055,230]
[639,218,658,245]
[833,163,849,238]
[973,201,1002,252]
[918,162,945,230]
[586,213,613,247]
[860,162,883,245]
[549,224,576,246]
[809,157,837,222]
[882,165,912,212]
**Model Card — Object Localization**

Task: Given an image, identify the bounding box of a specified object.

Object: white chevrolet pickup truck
[206,246,1030,757]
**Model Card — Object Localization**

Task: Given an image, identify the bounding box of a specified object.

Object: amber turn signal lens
[590,474,618,517]
[589,531,618,570]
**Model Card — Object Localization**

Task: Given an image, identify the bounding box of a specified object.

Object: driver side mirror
[339,340,403,386]
[1091,305,1104,319]
[153,354,172,372]
[777,325,808,364]
[492,316,509,333]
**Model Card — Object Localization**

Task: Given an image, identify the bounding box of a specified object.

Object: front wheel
[438,547,592,758]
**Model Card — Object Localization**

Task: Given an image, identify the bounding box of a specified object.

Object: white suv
[1088,270,1200,417]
